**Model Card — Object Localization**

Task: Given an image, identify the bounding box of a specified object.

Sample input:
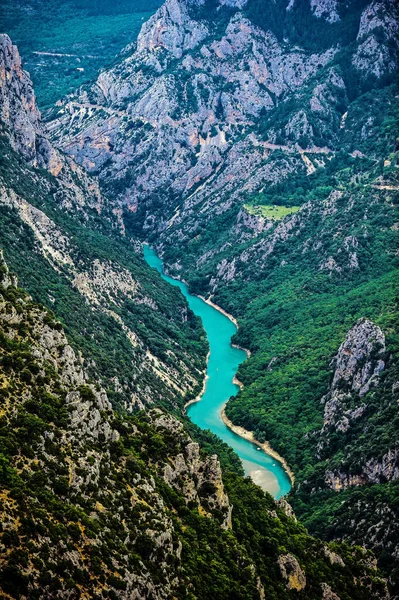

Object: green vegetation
[0,0,162,109]
[159,81,399,588]
[244,204,300,220]
[0,132,207,412]
[0,272,388,599]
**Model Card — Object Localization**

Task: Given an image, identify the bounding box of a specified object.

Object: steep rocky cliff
[48,0,399,246]
[0,34,111,218]
[0,35,207,412]
[293,314,399,592]
[318,318,387,464]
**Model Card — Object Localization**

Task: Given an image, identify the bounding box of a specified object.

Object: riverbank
[221,405,295,486]
[200,295,239,326]
[200,297,252,358]
[177,280,293,486]
[144,244,292,497]
[184,351,210,412]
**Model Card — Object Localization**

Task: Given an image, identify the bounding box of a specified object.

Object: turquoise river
[144,245,291,499]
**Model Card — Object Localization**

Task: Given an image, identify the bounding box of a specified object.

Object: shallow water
[143,245,291,499]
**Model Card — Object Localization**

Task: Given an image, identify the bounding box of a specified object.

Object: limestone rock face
[320,318,385,437]
[0,33,112,218]
[48,0,399,258]
[311,318,399,491]
[136,0,209,59]
[151,410,232,527]
[277,553,306,591]
[0,249,17,289]
[47,0,337,220]
[310,0,340,23]
[321,583,341,600]
[0,34,62,174]
[353,0,399,78]
[277,498,297,521]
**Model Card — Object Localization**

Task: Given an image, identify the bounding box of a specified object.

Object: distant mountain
[49,0,398,241]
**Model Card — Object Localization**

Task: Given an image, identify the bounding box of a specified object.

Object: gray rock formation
[320,318,385,437]
[0,249,17,289]
[277,553,307,591]
[0,34,61,173]
[0,33,110,216]
[311,318,399,491]
[48,0,399,255]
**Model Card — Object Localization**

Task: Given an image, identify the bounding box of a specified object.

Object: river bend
[144,245,291,499]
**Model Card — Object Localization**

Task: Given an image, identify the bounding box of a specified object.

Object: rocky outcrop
[0,34,62,174]
[311,318,399,491]
[0,249,17,289]
[277,554,306,591]
[326,448,399,491]
[321,583,341,600]
[152,410,232,527]
[136,0,209,60]
[353,0,399,79]
[320,318,385,436]
[0,34,113,219]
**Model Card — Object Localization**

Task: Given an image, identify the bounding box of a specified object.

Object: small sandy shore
[184,351,210,412]
[199,295,239,326]
[221,405,295,486]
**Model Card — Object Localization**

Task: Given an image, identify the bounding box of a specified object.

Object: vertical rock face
[0,34,62,174]
[330,318,385,395]
[0,33,111,217]
[353,0,399,78]
[314,318,399,491]
[277,554,306,591]
[320,318,385,437]
[0,249,17,289]
[136,0,209,59]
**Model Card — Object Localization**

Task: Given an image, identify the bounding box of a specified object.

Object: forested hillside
[0,0,398,596]
[0,0,162,109]
[43,0,399,588]
[0,249,390,599]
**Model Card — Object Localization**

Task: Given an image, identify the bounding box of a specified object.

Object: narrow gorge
[0,0,398,597]
[144,244,292,498]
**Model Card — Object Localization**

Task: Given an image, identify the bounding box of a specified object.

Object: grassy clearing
[243,204,300,220]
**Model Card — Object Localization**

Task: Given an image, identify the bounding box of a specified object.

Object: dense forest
[0,260,389,599]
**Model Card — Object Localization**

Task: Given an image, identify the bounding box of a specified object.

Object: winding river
[144,245,291,499]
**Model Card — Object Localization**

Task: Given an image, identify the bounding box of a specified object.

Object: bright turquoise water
[143,245,291,499]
